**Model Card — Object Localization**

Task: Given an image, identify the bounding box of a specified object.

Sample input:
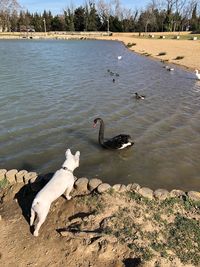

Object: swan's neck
[98,120,105,145]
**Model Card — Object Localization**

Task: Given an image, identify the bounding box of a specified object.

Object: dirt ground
[0,182,199,267]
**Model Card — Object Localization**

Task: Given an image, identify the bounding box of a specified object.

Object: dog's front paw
[66,196,72,200]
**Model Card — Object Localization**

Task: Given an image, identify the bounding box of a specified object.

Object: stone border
[0,169,200,202]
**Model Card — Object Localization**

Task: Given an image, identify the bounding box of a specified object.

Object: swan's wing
[104,134,133,149]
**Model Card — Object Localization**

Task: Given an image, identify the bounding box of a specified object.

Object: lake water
[0,39,200,191]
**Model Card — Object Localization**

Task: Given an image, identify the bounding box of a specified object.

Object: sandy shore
[95,32,200,71]
[0,32,199,71]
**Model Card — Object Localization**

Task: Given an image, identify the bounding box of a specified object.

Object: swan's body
[135,92,145,100]
[195,70,200,80]
[93,118,134,150]
[118,56,122,60]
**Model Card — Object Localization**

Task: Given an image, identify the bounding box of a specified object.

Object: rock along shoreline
[0,168,200,202]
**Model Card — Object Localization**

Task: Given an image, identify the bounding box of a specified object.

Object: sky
[20,0,150,15]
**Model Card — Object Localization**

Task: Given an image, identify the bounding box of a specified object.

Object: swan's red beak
[93,123,97,128]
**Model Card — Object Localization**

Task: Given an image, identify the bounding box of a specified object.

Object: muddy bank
[0,169,200,267]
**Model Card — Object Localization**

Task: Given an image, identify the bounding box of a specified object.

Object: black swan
[93,118,134,150]
[135,92,145,100]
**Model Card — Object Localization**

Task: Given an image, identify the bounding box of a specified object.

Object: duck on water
[135,92,146,100]
[93,118,134,150]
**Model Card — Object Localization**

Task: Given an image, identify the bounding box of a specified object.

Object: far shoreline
[0,31,199,71]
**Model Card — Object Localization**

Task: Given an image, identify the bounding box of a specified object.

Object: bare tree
[96,0,110,31]
[138,3,157,33]
[121,7,138,31]
[0,0,21,31]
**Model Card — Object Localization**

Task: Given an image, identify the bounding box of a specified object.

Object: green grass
[108,192,200,265]
[107,187,115,195]
[78,193,104,214]
[0,178,9,189]
[134,33,200,40]
[167,215,200,265]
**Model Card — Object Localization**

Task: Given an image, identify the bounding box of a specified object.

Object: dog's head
[62,149,80,171]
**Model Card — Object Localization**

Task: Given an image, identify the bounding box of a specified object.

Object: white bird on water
[165,65,174,71]
[118,56,122,60]
[195,69,200,80]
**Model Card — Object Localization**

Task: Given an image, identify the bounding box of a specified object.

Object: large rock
[170,189,186,198]
[97,183,111,194]
[88,178,102,192]
[126,183,141,192]
[74,177,89,195]
[112,184,127,192]
[6,169,18,184]
[16,170,28,183]
[138,187,153,200]
[187,191,200,202]
[24,172,38,184]
[154,189,169,200]
[0,169,7,182]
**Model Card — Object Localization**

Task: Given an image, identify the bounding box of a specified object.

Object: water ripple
[0,39,199,191]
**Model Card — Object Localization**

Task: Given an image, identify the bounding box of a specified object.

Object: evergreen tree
[64,8,74,31]
[109,15,123,32]
[190,3,199,31]
[31,13,42,32]
[51,15,65,31]
[74,7,85,31]
[87,2,100,31]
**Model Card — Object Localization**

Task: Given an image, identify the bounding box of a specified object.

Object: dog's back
[33,169,74,204]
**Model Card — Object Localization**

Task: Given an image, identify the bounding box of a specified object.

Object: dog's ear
[75,151,80,159]
[65,149,72,157]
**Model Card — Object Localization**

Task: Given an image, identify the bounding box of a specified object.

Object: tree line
[0,0,199,33]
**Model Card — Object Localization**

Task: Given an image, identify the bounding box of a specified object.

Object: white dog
[30,148,80,237]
